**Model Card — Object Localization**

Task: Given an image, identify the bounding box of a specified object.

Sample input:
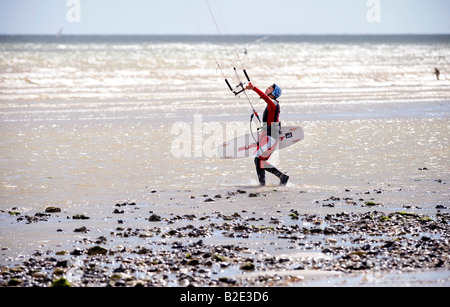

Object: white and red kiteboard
[218,126,304,159]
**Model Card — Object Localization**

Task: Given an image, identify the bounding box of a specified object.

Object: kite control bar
[223,65,261,124]
[225,68,251,96]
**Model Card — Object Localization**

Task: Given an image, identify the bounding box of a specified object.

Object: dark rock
[240,262,255,271]
[87,246,108,256]
[45,206,61,213]
[186,259,200,266]
[149,214,162,222]
[70,248,83,256]
[249,193,260,198]
[74,226,88,233]
[73,214,90,220]
[323,227,337,235]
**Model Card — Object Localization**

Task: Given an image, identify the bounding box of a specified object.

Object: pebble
[45,207,61,213]
[148,214,162,222]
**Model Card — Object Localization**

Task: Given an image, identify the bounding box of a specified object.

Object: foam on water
[1,35,449,122]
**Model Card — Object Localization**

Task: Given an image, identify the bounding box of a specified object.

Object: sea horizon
[1,33,450,43]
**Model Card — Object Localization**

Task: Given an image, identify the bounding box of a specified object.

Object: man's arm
[245,83,276,107]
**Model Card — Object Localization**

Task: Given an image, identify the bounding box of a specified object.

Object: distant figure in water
[435,68,440,80]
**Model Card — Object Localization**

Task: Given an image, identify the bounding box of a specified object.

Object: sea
[1,35,449,121]
[0,35,449,266]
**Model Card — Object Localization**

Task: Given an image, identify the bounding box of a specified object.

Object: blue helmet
[272,84,282,99]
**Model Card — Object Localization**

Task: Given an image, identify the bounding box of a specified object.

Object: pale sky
[0,0,449,35]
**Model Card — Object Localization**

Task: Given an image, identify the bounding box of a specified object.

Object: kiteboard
[218,126,304,159]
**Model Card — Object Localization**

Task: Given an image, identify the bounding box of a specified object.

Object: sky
[0,0,449,35]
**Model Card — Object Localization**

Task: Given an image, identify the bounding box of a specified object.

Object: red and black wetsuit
[252,86,281,158]
[251,87,286,186]
[252,87,280,133]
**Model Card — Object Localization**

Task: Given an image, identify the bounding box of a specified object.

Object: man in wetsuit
[245,82,289,186]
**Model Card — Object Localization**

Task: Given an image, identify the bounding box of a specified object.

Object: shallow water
[1,35,449,106]
[0,117,448,212]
